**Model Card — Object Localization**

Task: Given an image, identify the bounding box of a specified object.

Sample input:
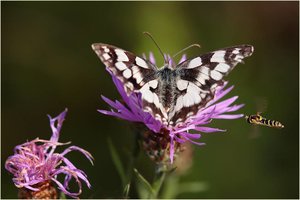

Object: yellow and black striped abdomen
[257,117,284,128]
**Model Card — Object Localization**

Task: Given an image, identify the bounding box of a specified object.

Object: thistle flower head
[99,53,244,164]
[5,109,94,198]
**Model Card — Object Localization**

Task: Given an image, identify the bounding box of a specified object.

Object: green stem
[123,132,140,198]
[150,165,167,198]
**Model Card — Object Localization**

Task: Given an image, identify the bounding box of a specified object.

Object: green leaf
[59,192,66,199]
[107,138,127,186]
[123,183,131,198]
[136,181,149,199]
[134,168,154,198]
[152,170,166,198]
[160,175,179,199]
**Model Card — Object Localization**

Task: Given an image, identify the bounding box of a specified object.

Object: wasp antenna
[143,32,167,65]
[172,43,201,59]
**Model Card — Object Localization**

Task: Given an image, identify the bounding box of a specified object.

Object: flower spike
[5,109,93,198]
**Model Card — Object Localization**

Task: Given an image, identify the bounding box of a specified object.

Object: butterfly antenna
[143,32,168,65]
[172,44,201,59]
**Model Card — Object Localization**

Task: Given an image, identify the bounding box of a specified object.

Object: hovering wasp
[245,112,284,129]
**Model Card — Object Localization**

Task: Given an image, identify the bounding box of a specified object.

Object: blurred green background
[2,2,299,198]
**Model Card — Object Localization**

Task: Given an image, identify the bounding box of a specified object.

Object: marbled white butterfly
[92,42,254,126]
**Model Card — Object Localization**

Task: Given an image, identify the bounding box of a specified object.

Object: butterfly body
[155,67,179,107]
[92,43,254,127]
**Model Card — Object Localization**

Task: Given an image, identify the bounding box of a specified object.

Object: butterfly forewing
[92,43,157,94]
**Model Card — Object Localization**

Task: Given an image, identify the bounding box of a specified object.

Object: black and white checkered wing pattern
[169,45,254,124]
[92,43,157,94]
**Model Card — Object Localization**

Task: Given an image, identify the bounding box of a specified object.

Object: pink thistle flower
[5,109,94,198]
[99,53,244,164]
